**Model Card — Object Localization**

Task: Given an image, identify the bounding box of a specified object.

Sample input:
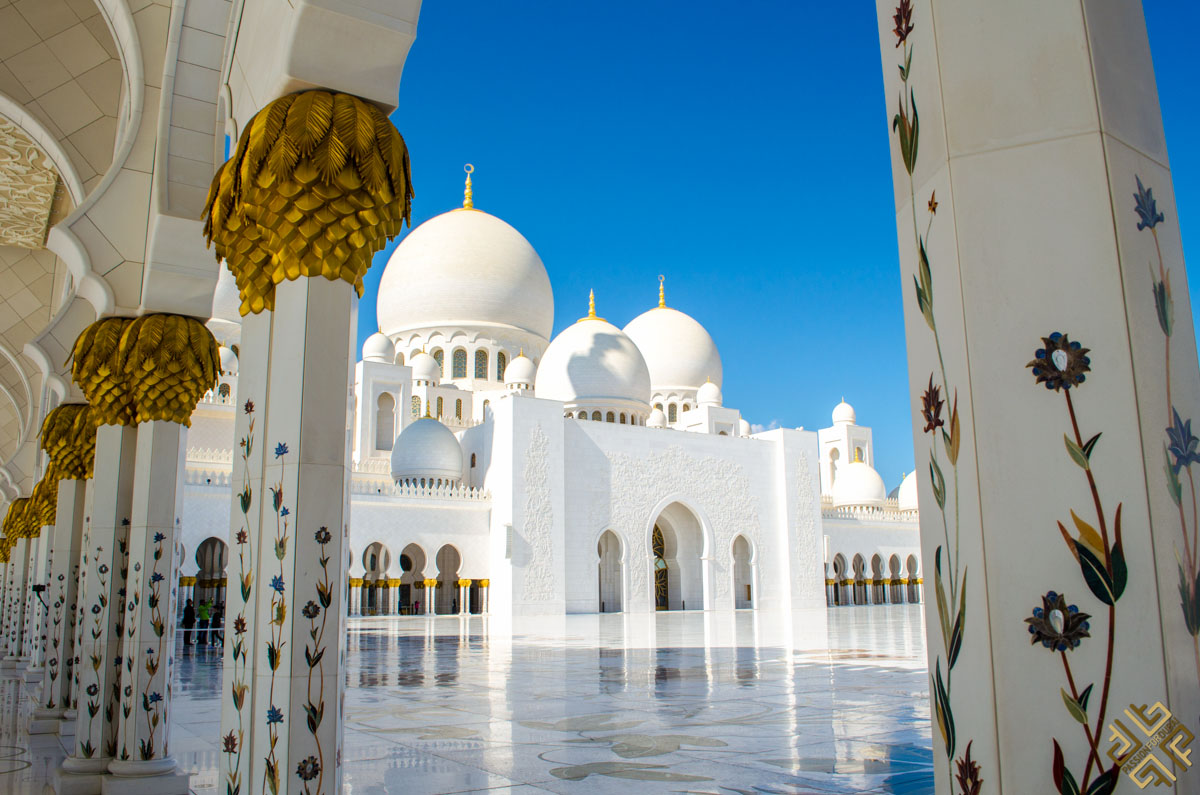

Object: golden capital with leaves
[203,90,414,315]
[71,316,135,426]
[117,314,220,426]
[31,471,57,527]
[41,403,96,480]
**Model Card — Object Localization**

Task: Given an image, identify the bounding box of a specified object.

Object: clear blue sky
[357,2,1199,492]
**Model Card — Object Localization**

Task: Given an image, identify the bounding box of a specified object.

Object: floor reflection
[1,606,933,794]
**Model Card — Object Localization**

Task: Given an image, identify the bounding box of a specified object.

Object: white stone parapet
[187,447,233,465]
[351,479,490,501]
[819,496,918,522]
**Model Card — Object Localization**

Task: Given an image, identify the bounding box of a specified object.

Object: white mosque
[181,175,923,618]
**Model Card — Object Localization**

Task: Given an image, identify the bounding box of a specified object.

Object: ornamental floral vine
[1024,334,1124,795]
[120,554,142,760]
[886,1,976,790]
[138,530,168,760]
[80,538,110,758]
[44,571,65,709]
[225,398,255,795]
[107,523,130,758]
[299,525,333,794]
[264,440,290,795]
[1135,176,1200,686]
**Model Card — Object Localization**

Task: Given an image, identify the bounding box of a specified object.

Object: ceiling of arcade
[0,0,124,194]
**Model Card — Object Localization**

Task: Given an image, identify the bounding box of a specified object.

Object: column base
[58,715,77,736]
[24,665,44,682]
[103,759,188,795]
[1,655,20,672]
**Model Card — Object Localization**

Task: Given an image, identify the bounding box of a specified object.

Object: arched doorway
[889,554,902,603]
[362,542,389,615]
[906,554,921,603]
[597,530,622,613]
[832,554,848,606]
[649,502,706,611]
[399,543,426,615]
[435,544,461,614]
[732,535,753,608]
[195,537,228,608]
[852,554,866,605]
[871,554,885,604]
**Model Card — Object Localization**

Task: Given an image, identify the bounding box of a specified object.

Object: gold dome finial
[658,274,666,308]
[463,163,474,210]
[577,289,606,323]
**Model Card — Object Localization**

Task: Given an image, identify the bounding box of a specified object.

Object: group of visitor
[181,598,225,647]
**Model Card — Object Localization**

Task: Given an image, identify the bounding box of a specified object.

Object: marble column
[102,422,188,791]
[33,479,88,733]
[875,1,1199,792]
[62,493,95,736]
[58,424,136,792]
[207,89,411,795]
[4,537,30,669]
[23,528,48,679]
[27,520,57,684]
[220,277,354,795]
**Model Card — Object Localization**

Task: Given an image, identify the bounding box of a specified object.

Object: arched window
[592,411,602,421]
[452,349,467,378]
[455,399,463,420]
[376,393,395,450]
[218,382,231,398]
[606,412,615,423]
[654,403,663,412]
[432,348,444,372]
[474,349,488,379]
[395,352,404,366]
[411,396,421,417]
[619,413,626,424]
[668,404,677,423]
[497,351,507,380]
[436,396,444,418]
[682,404,690,413]
[577,411,587,420]
[470,453,476,467]
[855,446,865,463]
[483,399,490,412]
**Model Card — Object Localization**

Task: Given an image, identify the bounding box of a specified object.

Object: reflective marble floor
[0,605,933,794]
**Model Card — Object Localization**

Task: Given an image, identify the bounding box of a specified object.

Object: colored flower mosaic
[1025,592,1091,651]
[1027,333,1091,391]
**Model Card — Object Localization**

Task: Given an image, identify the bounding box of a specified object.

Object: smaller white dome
[832,400,856,425]
[504,352,536,386]
[831,461,887,508]
[218,346,238,376]
[410,352,441,384]
[696,380,722,407]
[898,470,918,512]
[647,408,667,428]
[738,418,751,437]
[390,418,463,483]
[362,332,395,363]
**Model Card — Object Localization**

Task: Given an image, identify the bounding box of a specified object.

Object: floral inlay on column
[884,1,976,790]
[265,441,291,795]
[1135,176,1200,687]
[224,399,256,795]
[1025,333,1124,794]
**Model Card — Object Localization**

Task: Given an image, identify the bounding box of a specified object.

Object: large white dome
[831,461,887,508]
[390,418,463,484]
[623,306,722,391]
[376,208,554,341]
[535,312,651,409]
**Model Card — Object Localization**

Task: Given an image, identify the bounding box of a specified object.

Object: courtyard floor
[0,605,933,794]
